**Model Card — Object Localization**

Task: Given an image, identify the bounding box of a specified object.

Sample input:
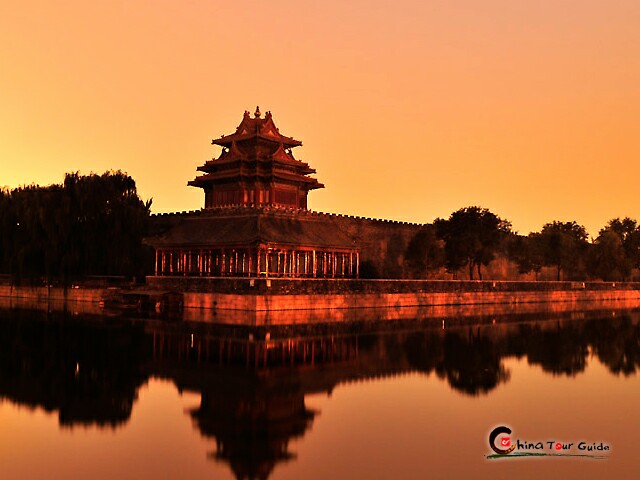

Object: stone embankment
[3,279,638,315]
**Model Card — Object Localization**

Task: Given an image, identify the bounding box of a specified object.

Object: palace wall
[150,208,599,281]
[296,212,423,279]
[148,208,424,278]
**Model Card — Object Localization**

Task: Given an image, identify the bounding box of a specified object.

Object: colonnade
[154,247,359,278]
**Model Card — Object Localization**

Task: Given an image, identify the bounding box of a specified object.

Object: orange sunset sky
[1,0,638,236]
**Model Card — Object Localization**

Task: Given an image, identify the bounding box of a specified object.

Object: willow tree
[1,171,152,284]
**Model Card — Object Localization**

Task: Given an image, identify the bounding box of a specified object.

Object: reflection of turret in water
[189,375,315,480]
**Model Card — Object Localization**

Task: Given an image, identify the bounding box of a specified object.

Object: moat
[1,305,639,479]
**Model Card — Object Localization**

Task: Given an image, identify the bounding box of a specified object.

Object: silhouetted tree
[0,189,12,274]
[597,218,640,279]
[0,171,152,284]
[435,206,512,280]
[508,232,545,280]
[405,225,445,278]
[588,230,629,281]
[537,221,589,280]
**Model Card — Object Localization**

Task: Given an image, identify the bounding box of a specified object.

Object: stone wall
[147,277,640,311]
[0,285,113,315]
[148,209,424,279]
[179,289,640,313]
[322,215,422,278]
[147,276,640,294]
[3,278,640,313]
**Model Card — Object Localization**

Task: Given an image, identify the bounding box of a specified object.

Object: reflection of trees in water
[1,308,640,479]
[515,323,589,376]
[403,330,510,396]
[0,310,148,428]
[437,332,510,395]
[587,316,640,375]
[507,316,640,377]
[402,314,640,395]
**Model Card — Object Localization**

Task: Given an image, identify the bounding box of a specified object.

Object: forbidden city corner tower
[146,107,423,280]
[188,107,324,210]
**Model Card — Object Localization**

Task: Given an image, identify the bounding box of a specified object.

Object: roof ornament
[254,106,261,118]
[243,110,250,119]
[265,110,272,120]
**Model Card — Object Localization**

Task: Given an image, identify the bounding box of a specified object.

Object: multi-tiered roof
[189,107,323,209]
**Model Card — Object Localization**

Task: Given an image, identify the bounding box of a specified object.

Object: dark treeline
[2,172,638,283]
[0,171,152,284]
[406,206,640,281]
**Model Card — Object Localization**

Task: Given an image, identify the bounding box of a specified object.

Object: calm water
[0,307,639,479]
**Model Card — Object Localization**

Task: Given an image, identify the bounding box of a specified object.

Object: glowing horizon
[2,0,638,237]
